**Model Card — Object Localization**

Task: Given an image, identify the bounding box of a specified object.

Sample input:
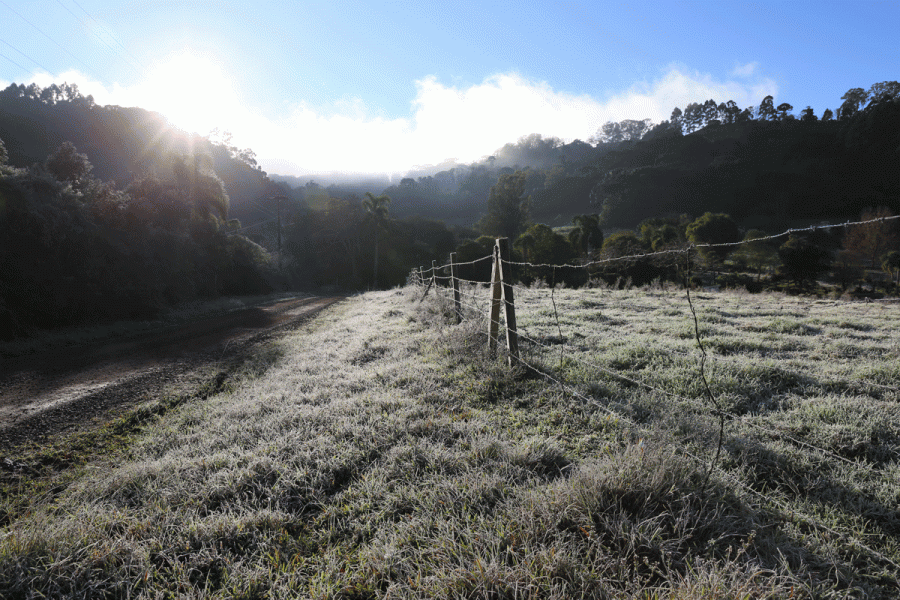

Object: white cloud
[606,65,777,123]
[252,66,776,176]
[6,61,777,176]
[731,62,759,78]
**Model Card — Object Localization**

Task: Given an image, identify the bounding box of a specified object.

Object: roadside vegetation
[1,284,898,598]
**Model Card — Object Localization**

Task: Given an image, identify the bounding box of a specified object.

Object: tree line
[0,137,275,338]
[454,170,899,295]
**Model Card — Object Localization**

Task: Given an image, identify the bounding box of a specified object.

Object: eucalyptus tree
[776,102,794,120]
[363,191,391,287]
[757,95,776,121]
[478,171,530,241]
[799,106,817,122]
[838,88,869,120]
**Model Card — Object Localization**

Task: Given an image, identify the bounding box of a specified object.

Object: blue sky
[1,0,897,175]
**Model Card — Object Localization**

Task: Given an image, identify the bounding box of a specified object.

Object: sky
[1,0,898,177]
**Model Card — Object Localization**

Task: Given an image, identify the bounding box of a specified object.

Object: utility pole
[270,195,288,271]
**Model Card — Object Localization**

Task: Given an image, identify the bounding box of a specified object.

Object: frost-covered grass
[1,286,898,598]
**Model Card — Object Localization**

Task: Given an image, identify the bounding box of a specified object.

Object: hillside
[4,81,898,236]
[0,83,286,232]
[354,83,900,231]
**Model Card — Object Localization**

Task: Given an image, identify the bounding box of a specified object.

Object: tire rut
[0,295,343,452]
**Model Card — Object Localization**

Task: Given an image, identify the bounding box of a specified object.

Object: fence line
[423,212,900,275]
[427,267,897,403]
[449,287,872,469]
[420,278,900,575]
[445,275,899,397]
[419,245,899,473]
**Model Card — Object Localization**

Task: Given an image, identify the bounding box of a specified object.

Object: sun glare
[139,51,242,137]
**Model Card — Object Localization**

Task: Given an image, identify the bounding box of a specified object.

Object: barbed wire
[446,276,892,467]
[697,214,900,249]
[422,288,900,574]
[418,212,900,282]
[497,213,900,270]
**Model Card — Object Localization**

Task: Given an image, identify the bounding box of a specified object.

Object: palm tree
[363,192,391,288]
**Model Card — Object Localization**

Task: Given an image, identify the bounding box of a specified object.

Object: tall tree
[670,107,683,133]
[722,100,740,124]
[363,191,391,287]
[172,152,230,226]
[682,102,704,132]
[478,171,530,241]
[686,212,741,263]
[757,95,776,121]
[867,81,900,105]
[702,99,719,125]
[838,88,869,120]
[778,235,832,287]
[732,229,779,280]
[569,214,604,257]
[799,106,817,122]
[776,103,794,120]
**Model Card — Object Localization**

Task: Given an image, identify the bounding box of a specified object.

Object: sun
[138,50,243,137]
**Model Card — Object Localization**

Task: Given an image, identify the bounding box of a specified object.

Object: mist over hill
[277,84,900,233]
[5,80,898,234]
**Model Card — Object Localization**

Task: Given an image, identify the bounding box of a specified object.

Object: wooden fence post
[431,260,437,289]
[489,245,502,357]
[419,265,434,301]
[450,252,461,324]
[496,238,520,366]
[418,266,424,287]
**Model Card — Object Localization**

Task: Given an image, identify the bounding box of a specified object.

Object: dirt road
[0,295,343,451]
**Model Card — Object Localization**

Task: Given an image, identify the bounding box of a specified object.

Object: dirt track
[0,295,343,451]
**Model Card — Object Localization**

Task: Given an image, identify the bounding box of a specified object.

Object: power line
[0,38,52,73]
[54,0,147,79]
[69,0,148,73]
[0,0,95,76]
[0,51,29,75]
[52,0,145,78]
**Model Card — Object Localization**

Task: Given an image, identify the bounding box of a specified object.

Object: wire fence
[410,215,900,577]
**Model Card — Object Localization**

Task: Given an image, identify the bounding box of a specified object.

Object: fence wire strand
[437,265,897,470]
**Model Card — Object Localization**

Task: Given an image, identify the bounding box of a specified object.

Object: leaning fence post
[419,264,434,301]
[450,252,461,324]
[418,266,424,287]
[496,238,520,366]
[489,245,502,357]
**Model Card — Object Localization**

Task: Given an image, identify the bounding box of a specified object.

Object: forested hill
[580,89,900,230]
[2,79,898,234]
[342,82,900,231]
[0,83,284,227]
